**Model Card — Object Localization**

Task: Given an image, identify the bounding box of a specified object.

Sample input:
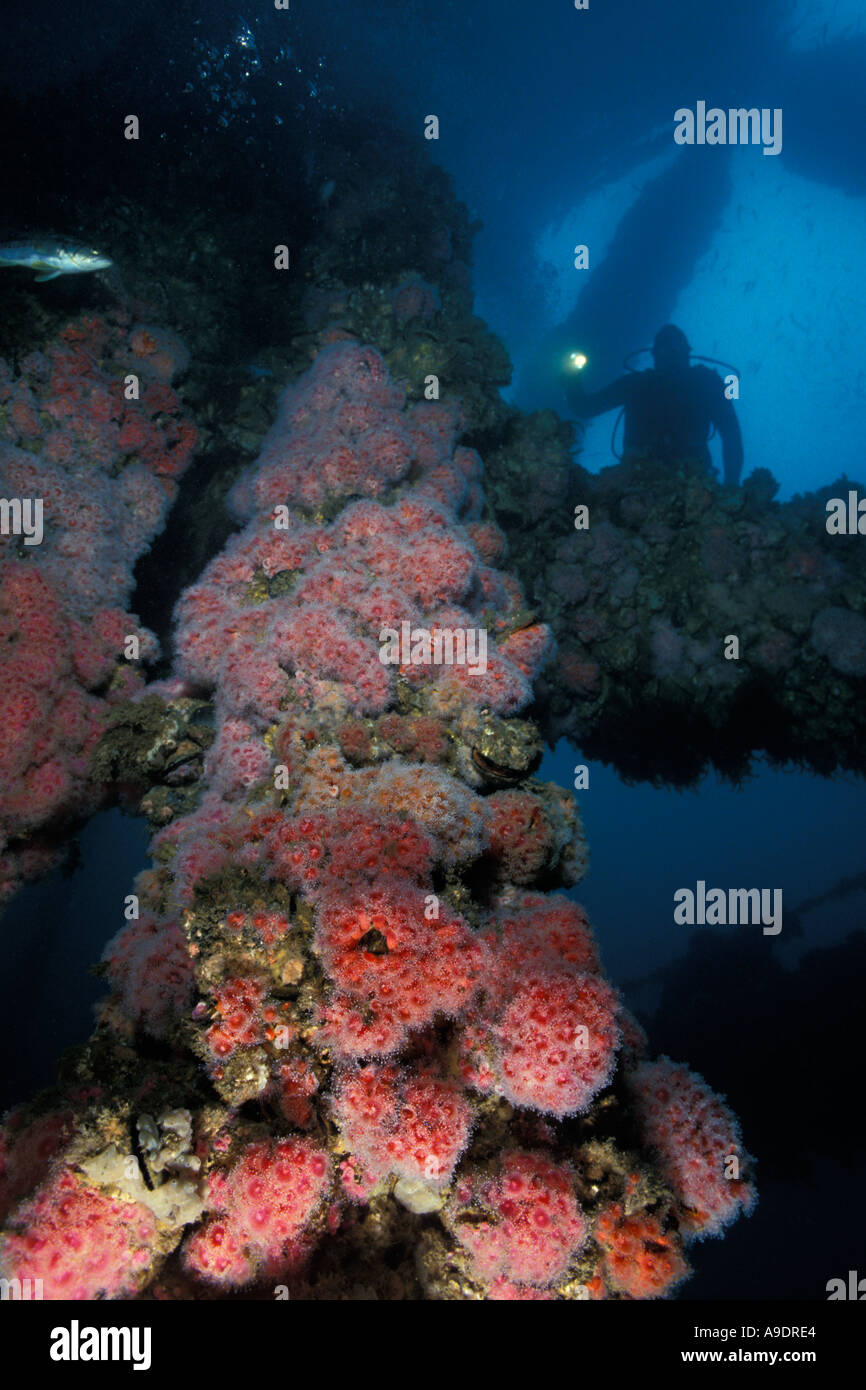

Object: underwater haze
[0,0,864,1327]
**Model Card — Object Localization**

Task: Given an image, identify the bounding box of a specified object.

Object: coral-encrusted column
[0,342,754,1300]
[0,314,196,903]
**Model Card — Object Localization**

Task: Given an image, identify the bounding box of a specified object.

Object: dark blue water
[1,0,864,1302]
[0,811,150,1111]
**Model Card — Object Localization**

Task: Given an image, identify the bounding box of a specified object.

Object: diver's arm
[713,396,744,487]
[564,374,629,420]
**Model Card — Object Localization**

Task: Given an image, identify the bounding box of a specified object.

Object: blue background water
[1,0,864,1299]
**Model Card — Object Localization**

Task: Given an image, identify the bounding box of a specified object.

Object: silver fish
[0,237,113,282]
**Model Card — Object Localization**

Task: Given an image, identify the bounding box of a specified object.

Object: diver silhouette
[564,325,744,486]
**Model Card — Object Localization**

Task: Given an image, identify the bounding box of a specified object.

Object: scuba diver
[563,325,744,486]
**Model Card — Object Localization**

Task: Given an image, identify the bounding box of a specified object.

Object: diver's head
[652,324,690,372]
